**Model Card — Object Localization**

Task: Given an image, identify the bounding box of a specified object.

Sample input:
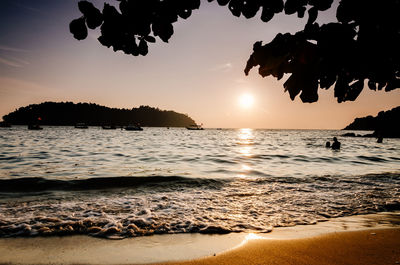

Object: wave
[1,172,399,193]
[0,176,227,193]
[0,172,399,239]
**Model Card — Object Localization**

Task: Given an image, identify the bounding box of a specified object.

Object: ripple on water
[357,155,388,163]
[0,128,399,238]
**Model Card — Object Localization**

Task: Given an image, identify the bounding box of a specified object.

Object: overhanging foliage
[70,0,399,103]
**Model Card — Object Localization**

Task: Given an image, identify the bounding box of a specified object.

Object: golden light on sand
[245,233,265,240]
[238,93,255,109]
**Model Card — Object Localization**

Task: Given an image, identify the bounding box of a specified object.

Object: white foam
[0,212,398,265]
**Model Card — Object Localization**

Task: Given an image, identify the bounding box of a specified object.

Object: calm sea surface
[0,127,399,238]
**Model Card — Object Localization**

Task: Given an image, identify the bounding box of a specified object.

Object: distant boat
[186,124,204,130]
[75,123,88,129]
[102,125,117,130]
[125,125,143,131]
[28,124,43,130]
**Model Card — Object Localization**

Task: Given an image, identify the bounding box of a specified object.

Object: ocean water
[0,126,399,239]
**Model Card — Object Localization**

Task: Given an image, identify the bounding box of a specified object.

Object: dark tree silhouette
[3,102,196,127]
[343,106,400,137]
[70,0,399,103]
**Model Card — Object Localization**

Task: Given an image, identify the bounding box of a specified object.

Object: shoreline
[0,212,399,264]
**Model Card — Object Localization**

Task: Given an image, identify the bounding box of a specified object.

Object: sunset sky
[0,0,399,129]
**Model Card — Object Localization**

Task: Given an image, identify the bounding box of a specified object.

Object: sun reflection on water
[237,129,255,178]
[239,146,253,157]
[241,164,252,171]
[237,128,254,158]
[237,128,254,144]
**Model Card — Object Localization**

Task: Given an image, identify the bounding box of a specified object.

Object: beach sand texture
[0,229,399,265]
[155,229,400,265]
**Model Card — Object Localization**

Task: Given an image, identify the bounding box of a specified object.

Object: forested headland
[2,102,196,127]
[343,106,400,138]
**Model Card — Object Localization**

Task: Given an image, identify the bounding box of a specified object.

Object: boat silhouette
[102,125,117,130]
[75,123,88,129]
[28,124,43,130]
[125,124,143,131]
[186,124,204,130]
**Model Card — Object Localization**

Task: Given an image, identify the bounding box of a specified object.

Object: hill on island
[343,106,400,138]
[2,102,196,127]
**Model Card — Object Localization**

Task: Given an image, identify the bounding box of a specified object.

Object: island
[343,106,400,138]
[2,102,196,127]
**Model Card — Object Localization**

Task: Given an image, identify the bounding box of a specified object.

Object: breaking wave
[0,176,226,193]
[0,172,399,239]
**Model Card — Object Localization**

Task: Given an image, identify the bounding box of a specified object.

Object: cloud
[0,45,29,53]
[0,56,29,68]
[210,63,233,72]
[0,57,27,68]
[0,45,30,67]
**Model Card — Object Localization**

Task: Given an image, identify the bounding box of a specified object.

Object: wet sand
[155,229,400,265]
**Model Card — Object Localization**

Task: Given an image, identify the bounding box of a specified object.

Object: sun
[239,93,255,109]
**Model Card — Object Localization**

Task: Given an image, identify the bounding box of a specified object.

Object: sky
[0,0,399,129]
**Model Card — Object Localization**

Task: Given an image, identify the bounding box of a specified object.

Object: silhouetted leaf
[152,22,174,43]
[138,39,148,56]
[78,1,103,29]
[309,0,333,11]
[228,0,243,17]
[178,9,192,19]
[144,35,156,43]
[345,80,364,101]
[307,7,318,25]
[368,80,377,91]
[70,17,88,40]
[261,7,275,22]
[385,79,399,92]
[297,6,306,18]
[241,1,259,19]
[97,35,111,47]
[284,0,307,15]
[217,0,230,6]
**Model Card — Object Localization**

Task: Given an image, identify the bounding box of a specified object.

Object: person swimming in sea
[376,132,383,143]
[325,141,331,148]
[331,137,341,150]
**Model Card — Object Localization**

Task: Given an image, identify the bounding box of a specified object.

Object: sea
[0,126,399,239]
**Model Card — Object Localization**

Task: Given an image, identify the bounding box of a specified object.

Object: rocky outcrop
[343,106,400,138]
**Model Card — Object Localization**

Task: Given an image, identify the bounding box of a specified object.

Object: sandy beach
[155,229,400,265]
[0,225,400,265]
